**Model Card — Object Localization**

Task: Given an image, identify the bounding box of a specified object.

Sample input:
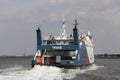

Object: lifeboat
[31,50,42,67]
[36,56,42,64]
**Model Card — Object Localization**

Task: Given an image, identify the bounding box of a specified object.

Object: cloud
[0,0,120,54]
[103,8,120,26]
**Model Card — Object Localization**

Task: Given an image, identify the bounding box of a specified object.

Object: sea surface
[0,57,120,80]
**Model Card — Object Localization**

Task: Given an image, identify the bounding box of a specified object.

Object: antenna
[73,19,80,29]
[38,27,40,30]
[62,17,65,25]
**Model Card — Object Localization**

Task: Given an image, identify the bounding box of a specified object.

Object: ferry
[31,20,94,68]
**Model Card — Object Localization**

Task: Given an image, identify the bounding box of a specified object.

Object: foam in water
[0,64,104,80]
[28,65,63,80]
[0,65,75,80]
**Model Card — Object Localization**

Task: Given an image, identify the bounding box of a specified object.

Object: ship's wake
[0,64,104,80]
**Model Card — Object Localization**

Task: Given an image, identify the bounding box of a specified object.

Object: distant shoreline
[0,56,34,58]
[95,54,120,59]
[95,56,120,59]
[0,55,120,59]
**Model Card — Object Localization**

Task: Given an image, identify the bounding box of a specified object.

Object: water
[0,57,120,80]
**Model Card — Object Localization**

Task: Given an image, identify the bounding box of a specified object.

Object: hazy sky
[0,0,120,56]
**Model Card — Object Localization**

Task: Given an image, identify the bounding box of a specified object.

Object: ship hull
[31,63,94,69]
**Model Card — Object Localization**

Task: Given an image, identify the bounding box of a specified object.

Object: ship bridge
[36,19,81,51]
[38,39,79,51]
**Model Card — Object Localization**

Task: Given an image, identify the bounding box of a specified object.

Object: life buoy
[36,57,42,64]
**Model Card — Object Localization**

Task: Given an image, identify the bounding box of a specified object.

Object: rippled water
[0,57,120,80]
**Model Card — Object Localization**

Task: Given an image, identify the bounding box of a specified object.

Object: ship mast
[59,18,67,40]
[74,19,79,28]
[73,19,79,45]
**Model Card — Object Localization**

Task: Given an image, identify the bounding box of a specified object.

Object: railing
[42,40,74,45]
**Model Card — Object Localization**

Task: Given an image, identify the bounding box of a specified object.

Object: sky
[0,0,120,56]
